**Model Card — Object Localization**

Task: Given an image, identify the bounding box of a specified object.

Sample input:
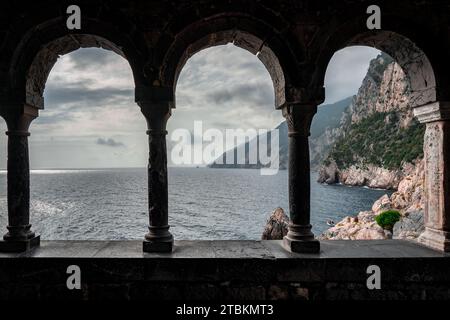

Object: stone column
[282,103,320,253]
[139,100,174,253]
[413,101,450,252]
[0,106,40,252]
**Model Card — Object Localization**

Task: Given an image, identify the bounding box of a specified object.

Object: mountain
[317,53,425,189]
[208,52,425,185]
[208,121,288,170]
[208,97,351,170]
[319,53,427,241]
[311,97,353,139]
[310,97,353,169]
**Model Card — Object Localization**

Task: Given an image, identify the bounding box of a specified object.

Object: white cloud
[0,45,381,169]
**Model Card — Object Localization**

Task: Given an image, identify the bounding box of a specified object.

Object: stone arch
[313,16,439,108]
[7,17,146,110]
[350,32,436,108]
[160,15,305,109]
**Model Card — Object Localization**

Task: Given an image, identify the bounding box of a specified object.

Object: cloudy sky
[0,45,379,169]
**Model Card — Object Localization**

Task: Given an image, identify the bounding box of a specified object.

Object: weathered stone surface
[261,208,289,240]
[372,194,392,214]
[281,104,320,253]
[0,108,39,252]
[393,211,425,239]
[317,160,339,184]
[390,159,425,213]
[0,240,449,300]
[140,101,173,253]
[416,120,450,251]
[267,285,290,300]
[319,211,386,240]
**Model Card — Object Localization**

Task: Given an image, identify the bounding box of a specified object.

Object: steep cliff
[317,53,425,189]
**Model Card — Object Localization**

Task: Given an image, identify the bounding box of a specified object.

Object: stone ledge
[0,240,447,259]
[0,240,449,300]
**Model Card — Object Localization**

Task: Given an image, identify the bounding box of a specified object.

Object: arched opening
[170,43,287,240]
[347,31,436,107]
[315,38,434,240]
[164,30,288,109]
[314,30,438,108]
[23,34,135,109]
[21,45,146,240]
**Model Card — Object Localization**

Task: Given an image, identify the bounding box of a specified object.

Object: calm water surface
[0,168,389,240]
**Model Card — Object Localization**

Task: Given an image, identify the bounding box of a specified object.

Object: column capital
[279,86,325,110]
[413,101,450,123]
[138,100,173,133]
[282,103,318,137]
[137,100,173,112]
[2,104,39,133]
[135,85,174,106]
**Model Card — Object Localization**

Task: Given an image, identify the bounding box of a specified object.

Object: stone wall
[0,240,449,300]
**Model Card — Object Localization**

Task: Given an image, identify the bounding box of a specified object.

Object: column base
[283,236,320,253]
[143,239,173,253]
[143,225,173,253]
[0,234,40,253]
[418,228,450,252]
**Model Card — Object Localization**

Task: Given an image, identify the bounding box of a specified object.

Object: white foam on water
[31,199,72,216]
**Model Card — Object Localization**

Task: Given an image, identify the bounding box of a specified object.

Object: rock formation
[317,53,425,189]
[392,211,425,240]
[319,211,387,240]
[318,161,404,189]
[320,159,425,240]
[261,207,289,240]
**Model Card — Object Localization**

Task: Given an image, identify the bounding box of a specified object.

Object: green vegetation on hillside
[325,111,425,170]
[375,210,401,231]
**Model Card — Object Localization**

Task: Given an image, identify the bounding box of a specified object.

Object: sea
[0,168,390,240]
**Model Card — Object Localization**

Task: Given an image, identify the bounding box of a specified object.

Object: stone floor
[0,239,447,259]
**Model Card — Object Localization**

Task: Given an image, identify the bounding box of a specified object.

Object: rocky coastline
[313,53,426,241]
[319,159,425,240]
[317,159,418,190]
[262,159,425,241]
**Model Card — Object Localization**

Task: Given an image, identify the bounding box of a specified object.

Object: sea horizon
[0,167,390,240]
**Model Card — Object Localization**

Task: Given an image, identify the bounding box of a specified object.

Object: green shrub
[375,210,401,231]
